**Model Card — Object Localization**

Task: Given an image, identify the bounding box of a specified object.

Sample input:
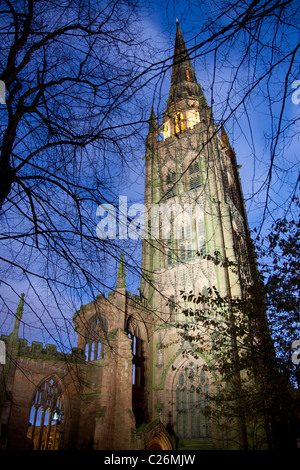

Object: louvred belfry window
[166,169,177,199]
[189,161,201,190]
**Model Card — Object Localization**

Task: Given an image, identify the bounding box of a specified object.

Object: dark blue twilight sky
[1,1,299,348]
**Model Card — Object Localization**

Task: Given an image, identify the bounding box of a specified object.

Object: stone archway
[147,432,173,450]
[143,420,174,450]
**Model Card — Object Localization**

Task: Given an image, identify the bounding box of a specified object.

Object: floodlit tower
[141,22,255,448]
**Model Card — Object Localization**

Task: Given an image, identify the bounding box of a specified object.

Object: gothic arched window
[84,314,108,362]
[125,319,146,427]
[26,376,65,450]
[174,361,212,440]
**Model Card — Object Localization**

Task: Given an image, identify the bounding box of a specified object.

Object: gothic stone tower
[0,23,268,452]
[141,22,256,449]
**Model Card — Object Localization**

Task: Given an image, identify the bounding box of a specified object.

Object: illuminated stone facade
[0,23,261,450]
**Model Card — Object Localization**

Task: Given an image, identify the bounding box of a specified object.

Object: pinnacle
[16,293,25,320]
[116,253,126,289]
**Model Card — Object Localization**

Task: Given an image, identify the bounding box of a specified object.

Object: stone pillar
[113,329,135,449]
[92,328,135,450]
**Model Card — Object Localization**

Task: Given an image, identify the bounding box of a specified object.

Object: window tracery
[26,377,65,450]
[174,361,212,440]
[84,314,108,361]
[125,319,146,427]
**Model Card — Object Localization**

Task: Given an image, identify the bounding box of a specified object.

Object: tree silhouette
[0,0,155,346]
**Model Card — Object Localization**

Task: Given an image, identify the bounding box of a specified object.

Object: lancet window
[125,318,146,427]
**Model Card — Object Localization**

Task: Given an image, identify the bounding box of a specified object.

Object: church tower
[141,22,256,449]
[0,21,286,452]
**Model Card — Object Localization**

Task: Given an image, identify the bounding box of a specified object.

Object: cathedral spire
[162,22,208,138]
[166,21,202,111]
